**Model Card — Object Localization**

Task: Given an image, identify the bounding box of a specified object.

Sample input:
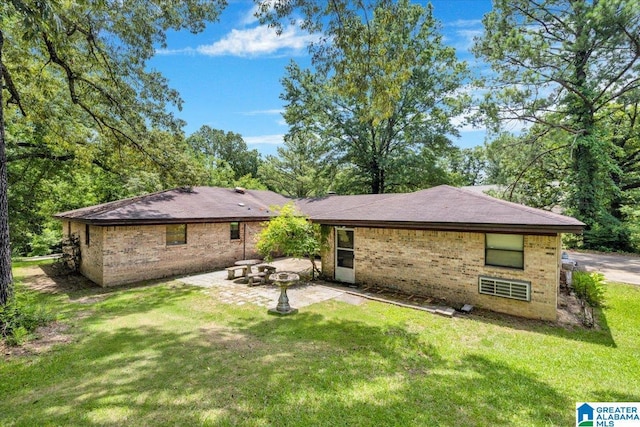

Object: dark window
[337,249,354,268]
[230,222,240,240]
[166,224,187,246]
[485,234,524,269]
[85,224,90,246]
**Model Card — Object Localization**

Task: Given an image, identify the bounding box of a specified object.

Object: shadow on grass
[592,390,640,403]
[1,309,580,426]
[22,264,617,350]
[460,307,617,348]
[312,279,618,348]
[6,267,632,426]
[16,264,205,320]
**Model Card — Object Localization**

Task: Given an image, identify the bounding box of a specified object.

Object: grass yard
[1,263,639,426]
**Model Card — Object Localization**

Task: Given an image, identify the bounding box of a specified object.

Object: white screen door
[335,228,355,283]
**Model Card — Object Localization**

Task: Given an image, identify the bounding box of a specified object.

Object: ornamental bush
[572,271,606,308]
[256,203,326,278]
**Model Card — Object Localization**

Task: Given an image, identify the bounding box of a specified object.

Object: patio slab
[178,257,457,316]
[178,258,345,308]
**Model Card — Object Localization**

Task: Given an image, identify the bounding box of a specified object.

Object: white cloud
[155,23,317,58]
[441,19,484,53]
[155,47,197,55]
[452,28,484,52]
[240,4,260,25]
[451,112,485,133]
[244,134,285,145]
[196,25,317,57]
[446,19,483,28]
[240,109,287,127]
[241,109,284,116]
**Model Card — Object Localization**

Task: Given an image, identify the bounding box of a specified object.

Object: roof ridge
[296,192,405,216]
[242,189,291,211]
[56,187,191,217]
[449,186,579,224]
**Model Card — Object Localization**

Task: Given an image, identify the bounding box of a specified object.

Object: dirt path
[567,251,640,285]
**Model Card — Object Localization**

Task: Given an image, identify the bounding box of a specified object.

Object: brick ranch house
[55,187,290,287]
[55,185,584,321]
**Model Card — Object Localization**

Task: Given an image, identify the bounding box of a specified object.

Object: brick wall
[67,221,104,285]
[70,221,263,286]
[321,227,560,321]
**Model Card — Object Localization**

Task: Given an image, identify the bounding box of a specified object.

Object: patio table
[234,259,261,277]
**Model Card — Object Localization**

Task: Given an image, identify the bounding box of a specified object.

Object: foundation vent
[479,276,531,302]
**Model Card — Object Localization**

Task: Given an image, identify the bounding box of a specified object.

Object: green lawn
[1,265,639,426]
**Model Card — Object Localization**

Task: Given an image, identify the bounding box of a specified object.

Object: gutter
[310,220,584,235]
[52,216,273,227]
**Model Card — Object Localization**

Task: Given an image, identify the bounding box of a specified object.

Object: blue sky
[149,0,493,157]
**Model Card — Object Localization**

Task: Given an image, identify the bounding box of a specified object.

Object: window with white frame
[485,233,524,269]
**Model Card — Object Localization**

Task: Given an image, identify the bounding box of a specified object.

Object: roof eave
[310,219,584,235]
[55,216,274,226]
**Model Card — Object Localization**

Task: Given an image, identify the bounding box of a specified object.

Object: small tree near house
[256,203,325,279]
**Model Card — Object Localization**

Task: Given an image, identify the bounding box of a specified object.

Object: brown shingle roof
[55,187,292,225]
[297,185,584,233]
[55,185,584,233]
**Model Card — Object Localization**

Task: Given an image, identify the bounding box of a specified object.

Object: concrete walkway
[178,258,351,309]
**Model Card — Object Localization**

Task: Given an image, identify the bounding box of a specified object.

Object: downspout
[243,223,246,260]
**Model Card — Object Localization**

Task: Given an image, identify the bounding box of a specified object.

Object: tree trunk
[571,137,598,222]
[569,7,600,231]
[0,30,14,305]
[370,156,385,194]
[308,255,320,280]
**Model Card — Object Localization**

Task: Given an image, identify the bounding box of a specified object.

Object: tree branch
[1,63,26,116]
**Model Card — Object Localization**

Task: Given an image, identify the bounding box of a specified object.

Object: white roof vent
[234,187,246,194]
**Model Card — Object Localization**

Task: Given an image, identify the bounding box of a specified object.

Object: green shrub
[572,271,606,307]
[0,297,53,346]
[582,213,634,252]
[6,326,30,346]
[28,226,63,256]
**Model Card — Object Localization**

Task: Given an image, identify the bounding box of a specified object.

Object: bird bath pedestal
[268,272,299,316]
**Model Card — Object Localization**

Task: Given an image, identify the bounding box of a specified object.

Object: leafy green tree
[256,203,325,278]
[187,126,262,180]
[268,0,470,194]
[601,101,640,215]
[203,160,266,190]
[473,0,640,248]
[443,145,487,187]
[0,0,224,304]
[258,131,335,197]
[484,130,570,211]
[484,117,639,252]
